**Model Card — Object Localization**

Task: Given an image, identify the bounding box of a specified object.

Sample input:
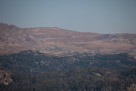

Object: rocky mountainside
[0,23,136,56]
[0,23,136,90]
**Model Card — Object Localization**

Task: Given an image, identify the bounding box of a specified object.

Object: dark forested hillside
[0,50,136,73]
[0,50,136,91]
[0,67,136,91]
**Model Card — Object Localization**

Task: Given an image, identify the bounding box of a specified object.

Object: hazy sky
[0,0,136,33]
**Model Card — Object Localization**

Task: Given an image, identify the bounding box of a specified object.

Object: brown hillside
[0,23,136,56]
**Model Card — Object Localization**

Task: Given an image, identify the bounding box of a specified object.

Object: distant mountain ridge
[0,23,136,56]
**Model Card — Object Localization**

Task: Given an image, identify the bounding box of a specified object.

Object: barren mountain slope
[0,23,136,55]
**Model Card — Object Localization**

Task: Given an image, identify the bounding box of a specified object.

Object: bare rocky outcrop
[0,69,12,85]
